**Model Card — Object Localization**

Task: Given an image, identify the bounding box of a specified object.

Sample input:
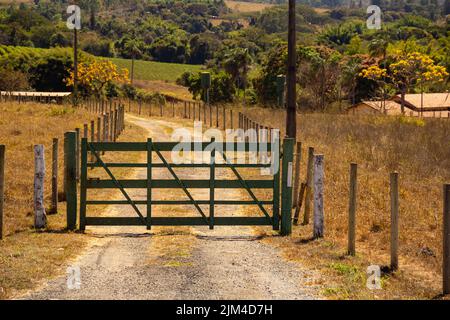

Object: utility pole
[67,3,81,107]
[286,0,297,139]
[73,27,78,107]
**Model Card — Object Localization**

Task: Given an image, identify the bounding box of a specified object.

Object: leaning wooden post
[0,145,4,239]
[390,171,399,271]
[303,147,315,225]
[313,154,324,239]
[281,138,294,236]
[348,163,357,256]
[444,184,450,295]
[34,145,47,229]
[292,142,302,209]
[65,132,77,230]
[50,138,58,214]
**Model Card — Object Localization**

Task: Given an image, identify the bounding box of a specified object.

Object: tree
[389,52,448,112]
[0,68,29,91]
[222,48,252,101]
[66,60,130,98]
[360,52,448,113]
[123,39,143,85]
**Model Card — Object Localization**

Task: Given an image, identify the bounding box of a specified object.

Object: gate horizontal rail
[77,137,294,233]
[85,217,272,226]
[87,142,274,152]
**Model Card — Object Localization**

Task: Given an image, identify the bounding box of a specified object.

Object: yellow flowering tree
[66,60,130,97]
[360,52,448,113]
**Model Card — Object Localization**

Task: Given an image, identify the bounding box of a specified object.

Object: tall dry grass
[0,102,96,236]
[243,107,450,277]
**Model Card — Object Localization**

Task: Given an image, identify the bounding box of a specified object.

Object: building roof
[0,91,72,97]
[349,100,403,115]
[392,93,450,111]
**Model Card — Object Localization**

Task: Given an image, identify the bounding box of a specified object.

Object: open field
[0,102,147,298]
[134,79,194,101]
[109,58,203,83]
[240,107,450,299]
[224,0,275,13]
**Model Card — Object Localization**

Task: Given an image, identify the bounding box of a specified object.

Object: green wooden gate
[74,137,294,235]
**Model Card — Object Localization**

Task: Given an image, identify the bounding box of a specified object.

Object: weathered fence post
[230,109,233,129]
[281,138,294,236]
[390,172,399,271]
[313,154,324,239]
[34,145,47,228]
[444,184,450,295]
[303,147,315,225]
[348,163,357,256]
[209,137,216,230]
[223,105,226,129]
[64,132,77,230]
[75,128,80,182]
[50,138,58,214]
[216,105,219,128]
[293,142,302,209]
[0,145,4,239]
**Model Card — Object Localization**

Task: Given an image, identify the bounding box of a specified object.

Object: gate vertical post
[147,138,152,230]
[281,138,294,236]
[272,134,281,230]
[65,132,77,231]
[209,138,215,230]
[79,138,87,231]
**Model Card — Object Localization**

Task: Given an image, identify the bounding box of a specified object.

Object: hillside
[109,58,203,83]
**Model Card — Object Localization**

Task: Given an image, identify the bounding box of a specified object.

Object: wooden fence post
[303,147,315,225]
[223,105,226,129]
[0,145,4,239]
[230,109,233,129]
[444,184,450,295]
[103,114,107,142]
[50,138,58,214]
[65,132,77,230]
[34,145,47,228]
[313,154,324,239]
[293,142,302,209]
[348,163,357,256]
[281,138,294,236]
[75,128,80,182]
[216,105,219,127]
[390,172,399,271]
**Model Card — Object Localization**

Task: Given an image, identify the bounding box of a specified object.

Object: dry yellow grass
[242,106,450,299]
[0,102,148,299]
[224,0,275,13]
[0,102,98,236]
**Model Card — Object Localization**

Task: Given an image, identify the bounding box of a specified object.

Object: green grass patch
[109,57,203,82]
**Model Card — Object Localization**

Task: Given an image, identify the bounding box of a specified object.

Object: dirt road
[21,115,322,300]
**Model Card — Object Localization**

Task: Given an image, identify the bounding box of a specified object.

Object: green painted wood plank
[147,138,152,230]
[88,142,274,152]
[87,163,272,168]
[86,200,273,205]
[79,138,88,231]
[85,217,273,226]
[86,179,274,189]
